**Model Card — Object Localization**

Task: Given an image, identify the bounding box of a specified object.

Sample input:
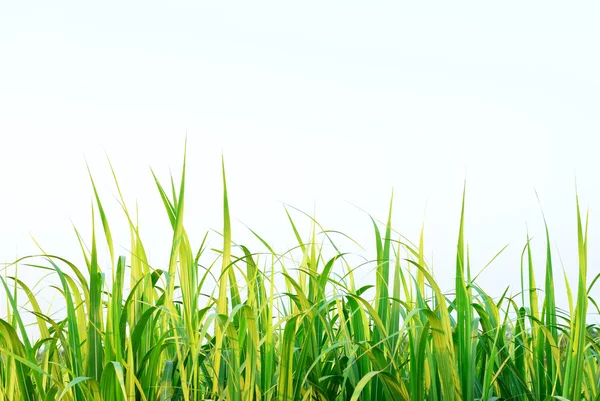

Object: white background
[1,2,599,315]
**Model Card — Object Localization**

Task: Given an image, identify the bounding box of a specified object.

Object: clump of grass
[1,152,599,401]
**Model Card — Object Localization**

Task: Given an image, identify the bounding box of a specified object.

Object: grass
[1,151,599,401]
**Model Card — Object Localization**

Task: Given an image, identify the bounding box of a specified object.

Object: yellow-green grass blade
[0,292,39,401]
[278,315,300,401]
[85,206,104,384]
[455,185,474,401]
[563,197,589,401]
[100,361,127,401]
[86,164,115,269]
[106,255,126,363]
[213,155,232,397]
[542,219,559,396]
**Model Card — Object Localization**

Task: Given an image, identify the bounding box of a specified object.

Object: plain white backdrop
[1,2,599,314]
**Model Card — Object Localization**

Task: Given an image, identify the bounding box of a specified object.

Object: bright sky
[1,2,599,313]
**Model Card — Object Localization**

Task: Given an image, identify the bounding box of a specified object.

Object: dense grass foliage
[1,155,599,401]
